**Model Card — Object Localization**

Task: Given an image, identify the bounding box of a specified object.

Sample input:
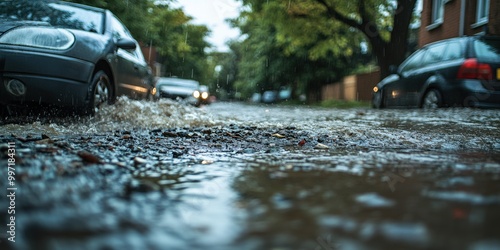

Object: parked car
[250,93,262,103]
[372,36,500,109]
[278,87,292,101]
[155,77,201,106]
[262,90,278,104]
[194,85,210,105]
[0,0,155,115]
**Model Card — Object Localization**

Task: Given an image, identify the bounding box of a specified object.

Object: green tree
[207,50,239,100]
[231,0,364,102]
[239,0,417,79]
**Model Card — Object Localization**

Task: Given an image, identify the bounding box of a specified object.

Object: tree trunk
[306,81,323,103]
[316,0,417,81]
[363,0,416,80]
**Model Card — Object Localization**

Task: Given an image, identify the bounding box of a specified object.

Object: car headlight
[193,91,200,99]
[0,27,75,50]
[201,92,209,99]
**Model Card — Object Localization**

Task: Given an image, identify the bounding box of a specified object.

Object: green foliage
[231,0,367,102]
[207,50,239,100]
[230,0,418,102]
[237,0,418,81]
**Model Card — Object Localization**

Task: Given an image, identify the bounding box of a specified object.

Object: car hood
[377,74,400,88]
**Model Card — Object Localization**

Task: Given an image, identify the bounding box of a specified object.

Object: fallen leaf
[298,139,306,146]
[77,151,102,164]
[271,133,286,138]
[122,135,132,140]
[314,143,330,149]
[35,138,54,144]
[162,131,178,137]
[201,160,214,165]
[134,157,148,166]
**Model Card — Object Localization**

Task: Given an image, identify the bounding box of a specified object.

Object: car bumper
[443,79,500,108]
[0,47,94,107]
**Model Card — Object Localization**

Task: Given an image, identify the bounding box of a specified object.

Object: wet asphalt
[1,100,500,250]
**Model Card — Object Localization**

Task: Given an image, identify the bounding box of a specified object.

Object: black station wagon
[372,36,500,109]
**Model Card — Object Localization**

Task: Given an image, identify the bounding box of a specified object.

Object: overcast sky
[171,0,242,52]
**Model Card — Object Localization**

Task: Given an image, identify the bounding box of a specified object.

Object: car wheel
[87,70,112,115]
[372,90,384,109]
[0,104,8,118]
[422,89,442,109]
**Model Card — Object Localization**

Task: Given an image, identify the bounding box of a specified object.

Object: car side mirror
[389,65,398,75]
[116,38,137,50]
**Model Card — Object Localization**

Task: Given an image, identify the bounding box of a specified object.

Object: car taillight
[457,58,492,80]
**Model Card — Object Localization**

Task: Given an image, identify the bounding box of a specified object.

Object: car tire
[422,89,442,109]
[372,90,384,109]
[86,70,112,115]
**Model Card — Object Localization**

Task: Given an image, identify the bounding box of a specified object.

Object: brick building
[419,0,500,47]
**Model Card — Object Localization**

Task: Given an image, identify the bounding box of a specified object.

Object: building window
[476,0,490,24]
[431,0,444,24]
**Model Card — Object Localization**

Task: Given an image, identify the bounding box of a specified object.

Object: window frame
[475,0,490,26]
[421,43,447,66]
[441,42,463,62]
[426,0,446,31]
[399,49,427,75]
[431,0,444,24]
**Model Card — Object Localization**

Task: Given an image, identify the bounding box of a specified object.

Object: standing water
[1,98,500,250]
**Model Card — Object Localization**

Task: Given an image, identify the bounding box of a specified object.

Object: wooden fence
[322,69,380,102]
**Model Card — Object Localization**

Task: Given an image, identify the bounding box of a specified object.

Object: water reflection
[231,150,500,249]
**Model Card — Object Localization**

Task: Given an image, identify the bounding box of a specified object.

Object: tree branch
[314,0,363,30]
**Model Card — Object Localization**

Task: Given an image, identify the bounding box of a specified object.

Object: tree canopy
[238,0,418,79]
[229,0,373,101]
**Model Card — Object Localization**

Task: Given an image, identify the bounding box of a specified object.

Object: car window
[422,43,446,65]
[110,15,132,40]
[442,42,463,61]
[110,15,144,61]
[0,1,104,33]
[474,39,500,62]
[400,49,426,73]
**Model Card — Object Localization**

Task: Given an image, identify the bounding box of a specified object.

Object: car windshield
[474,38,500,62]
[158,78,200,89]
[0,0,104,33]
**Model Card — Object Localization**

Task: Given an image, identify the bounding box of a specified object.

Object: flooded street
[1,99,500,250]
